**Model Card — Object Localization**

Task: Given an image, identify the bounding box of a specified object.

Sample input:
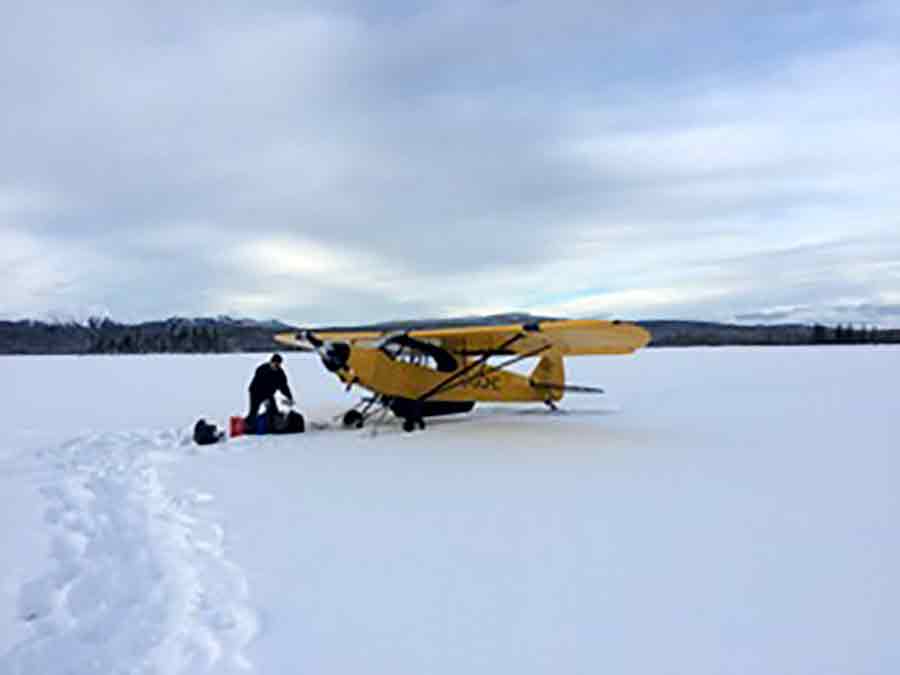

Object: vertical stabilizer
[530,351,565,402]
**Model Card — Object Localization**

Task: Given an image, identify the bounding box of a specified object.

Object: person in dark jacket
[247,353,294,427]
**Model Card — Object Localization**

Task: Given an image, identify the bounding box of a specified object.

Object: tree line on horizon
[0,316,898,355]
[811,323,886,344]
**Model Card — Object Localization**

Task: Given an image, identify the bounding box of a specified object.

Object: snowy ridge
[5,430,258,675]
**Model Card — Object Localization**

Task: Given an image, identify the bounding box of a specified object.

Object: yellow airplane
[275,318,651,432]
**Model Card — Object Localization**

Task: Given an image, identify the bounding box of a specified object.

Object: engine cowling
[304,331,351,373]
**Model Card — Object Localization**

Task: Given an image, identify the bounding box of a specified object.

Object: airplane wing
[275,319,651,356]
[406,319,651,356]
[274,329,383,350]
[538,319,652,355]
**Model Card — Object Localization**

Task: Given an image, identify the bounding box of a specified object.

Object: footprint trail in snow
[5,430,258,675]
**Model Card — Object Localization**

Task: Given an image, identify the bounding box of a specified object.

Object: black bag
[193,418,225,445]
[271,410,305,434]
[285,410,305,433]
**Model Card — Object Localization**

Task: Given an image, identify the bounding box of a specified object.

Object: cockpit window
[381,342,440,369]
[379,334,458,372]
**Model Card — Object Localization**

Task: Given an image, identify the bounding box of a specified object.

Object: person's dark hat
[271,353,283,364]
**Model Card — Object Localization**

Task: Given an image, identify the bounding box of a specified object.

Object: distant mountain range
[1,314,897,355]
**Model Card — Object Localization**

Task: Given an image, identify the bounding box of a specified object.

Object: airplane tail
[529,351,565,402]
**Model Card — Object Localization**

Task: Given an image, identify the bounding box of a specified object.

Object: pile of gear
[192,406,305,446]
[192,353,305,446]
[233,406,305,436]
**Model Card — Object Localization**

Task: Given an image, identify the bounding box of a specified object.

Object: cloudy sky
[2,1,899,326]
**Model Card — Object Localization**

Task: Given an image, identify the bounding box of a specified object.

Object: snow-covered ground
[2,347,898,674]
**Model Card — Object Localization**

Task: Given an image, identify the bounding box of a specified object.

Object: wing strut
[417,334,553,401]
[416,333,525,401]
[445,345,553,394]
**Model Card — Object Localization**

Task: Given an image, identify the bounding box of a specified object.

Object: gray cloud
[735,308,809,322]
[2,1,899,326]
[737,302,900,325]
[834,303,900,319]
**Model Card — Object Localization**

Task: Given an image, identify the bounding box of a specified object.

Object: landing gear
[338,396,382,429]
[402,417,426,433]
[342,409,365,428]
[342,395,463,433]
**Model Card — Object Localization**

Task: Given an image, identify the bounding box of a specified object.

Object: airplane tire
[343,410,364,428]
[402,418,416,433]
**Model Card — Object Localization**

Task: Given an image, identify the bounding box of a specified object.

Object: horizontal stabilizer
[531,382,605,394]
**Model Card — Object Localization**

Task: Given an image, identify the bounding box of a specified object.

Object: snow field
[1,347,899,674]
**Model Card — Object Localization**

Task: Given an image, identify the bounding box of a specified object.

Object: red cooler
[229,416,246,438]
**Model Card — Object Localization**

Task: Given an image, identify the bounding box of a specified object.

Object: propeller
[303,331,351,373]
